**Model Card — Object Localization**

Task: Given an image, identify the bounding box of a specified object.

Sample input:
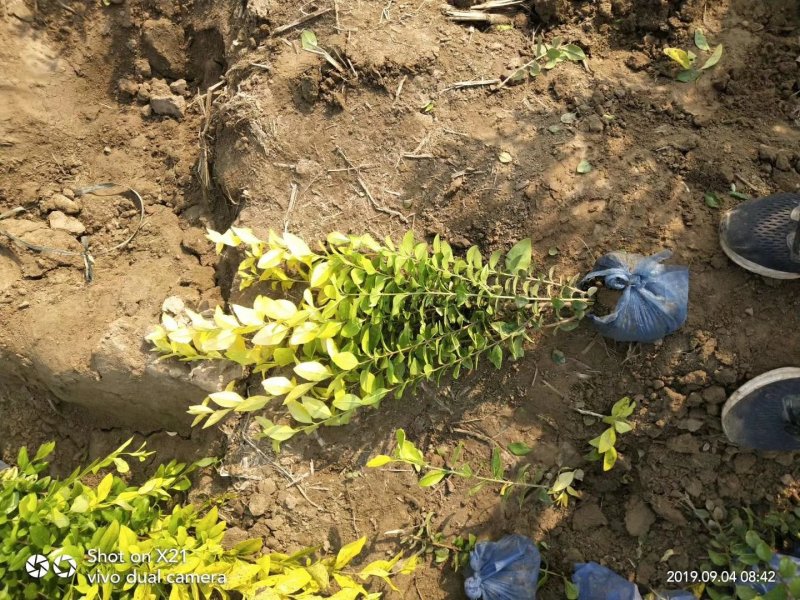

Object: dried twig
[442,79,500,92]
[271,7,332,36]
[335,147,411,224]
[734,173,761,193]
[444,8,512,24]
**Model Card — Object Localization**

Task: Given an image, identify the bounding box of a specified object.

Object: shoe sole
[722,367,800,448]
[719,224,800,279]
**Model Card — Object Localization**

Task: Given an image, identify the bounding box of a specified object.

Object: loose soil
[1,0,800,598]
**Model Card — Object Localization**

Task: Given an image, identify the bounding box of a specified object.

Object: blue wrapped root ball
[572,562,642,600]
[581,250,689,343]
[464,534,541,600]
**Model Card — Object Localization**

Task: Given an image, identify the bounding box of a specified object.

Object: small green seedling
[387,512,477,571]
[664,29,723,82]
[368,430,584,507]
[503,36,587,86]
[586,396,635,471]
[300,29,344,73]
[705,191,721,209]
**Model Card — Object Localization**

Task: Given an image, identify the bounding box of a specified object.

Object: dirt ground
[2,0,800,597]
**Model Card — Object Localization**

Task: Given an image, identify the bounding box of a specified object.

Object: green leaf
[755,541,773,563]
[576,159,592,174]
[597,428,616,453]
[745,530,762,548]
[664,47,693,69]
[332,394,362,411]
[491,447,503,479]
[676,69,701,83]
[263,376,294,395]
[508,442,533,456]
[550,471,574,493]
[694,29,710,51]
[565,579,579,600]
[704,192,721,209]
[562,44,586,61]
[701,44,723,70]
[300,29,318,50]
[505,239,531,273]
[418,471,446,487]
[488,346,503,369]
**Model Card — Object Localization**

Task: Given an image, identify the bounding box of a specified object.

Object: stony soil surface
[1,0,800,598]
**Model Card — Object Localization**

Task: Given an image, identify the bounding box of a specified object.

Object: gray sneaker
[719,192,800,279]
[722,367,800,451]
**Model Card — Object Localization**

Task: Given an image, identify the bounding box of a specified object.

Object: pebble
[103,146,112,155]
[150,94,185,119]
[48,211,85,235]
[42,193,80,215]
[572,502,608,530]
[169,79,188,95]
[625,496,655,537]
[17,301,30,309]
[703,386,727,405]
[161,296,185,314]
[745,307,754,316]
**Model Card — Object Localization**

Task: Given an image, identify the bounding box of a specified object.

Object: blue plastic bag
[581,250,689,343]
[654,592,695,599]
[464,534,541,600]
[572,562,642,600]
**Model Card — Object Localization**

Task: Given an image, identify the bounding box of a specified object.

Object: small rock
[221,526,250,550]
[48,211,85,235]
[758,144,779,164]
[140,105,152,118]
[625,496,656,537]
[248,493,270,517]
[703,385,727,405]
[18,301,30,309]
[652,379,665,390]
[62,188,75,199]
[169,78,188,95]
[744,307,754,316]
[42,193,80,215]
[283,493,299,511]
[625,52,651,71]
[572,502,608,530]
[677,418,704,433]
[264,515,285,532]
[585,114,604,133]
[257,478,277,497]
[775,151,793,172]
[136,83,151,103]
[103,146,112,155]
[118,77,139,97]
[150,94,185,119]
[649,496,688,526]
[678,370,709,391]
[135,58,152,78]
[667,433,700,454]
[733,453,756,474]
[161,296,185,314]
[685,479,702,497]
[181,229,208,256]
[714,368,737,385]
[686,391,703,407]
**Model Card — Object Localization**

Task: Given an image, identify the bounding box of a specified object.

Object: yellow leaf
[284,381,316,403]
[309,261,332,287]
[332,352,359,371]
[335,537,367,570]
[96,473,114,502]
[283,232,312,258]
[252,323,288,346]
[203,408,231,428]
[208,391,244,408]
[289,322,319,345]
[301,397,332,420]
[263,298,298,321]
[235,395,272,412]
[294,361,332,382]
[262,377,294,395]
[365,455,393,468]
[214,306,239,329]
[664,47,693,69]
[230,226,261,246]
[231,304,264,327]
[256,248,284,270]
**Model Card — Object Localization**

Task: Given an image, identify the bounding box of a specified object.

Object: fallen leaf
[498,151,513,164]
